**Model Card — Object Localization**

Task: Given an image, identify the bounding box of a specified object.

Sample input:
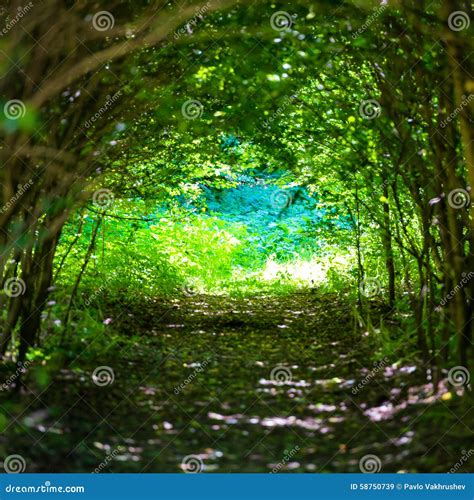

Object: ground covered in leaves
[1,294,472,473]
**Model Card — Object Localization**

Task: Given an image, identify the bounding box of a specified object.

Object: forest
[0,0,472,474]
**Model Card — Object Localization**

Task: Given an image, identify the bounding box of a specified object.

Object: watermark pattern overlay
[3,99,26,120]
[174,2,211,39]
[447,366,470,387]
[359,277,381,298]
[359,99,382,120]
[447,11,470,31]
[181,455,204,473]
[270,446,300,473]
[92,11,115,31]
[92,188,115,209]
[439,272,474,306]
[84,91,122,128]
[0,361,31,392]
[270,11,295,33]
[447,188,470,209]
[448,449,473,473]
[352,357,389,395]
[0,179,34,214]
[181,99,204,120]
[270,365,292,385]
[352,4,387,39]
[3,454,27,473]
[92,366,115,387]
[0,3,34,36]
[359,454,382,473]
[3,277,27,297]
[174,359,210,395]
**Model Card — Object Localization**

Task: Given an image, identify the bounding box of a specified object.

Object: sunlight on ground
[260,254,353,287]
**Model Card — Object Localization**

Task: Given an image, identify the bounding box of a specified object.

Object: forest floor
[1,293,472,473]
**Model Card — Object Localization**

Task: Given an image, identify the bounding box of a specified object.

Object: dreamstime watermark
[3,99,26,120]
[359,99,381,119]
[270,365,292,385]
[439,272,474,306]
[270,189,292,210]
[352,4,387,38]
[181,454,204,473]
[181,99,203,119]
[449,449,473,473]
[92,188,114,209]
[93,447,121,473]
[447,366,470,387]
[447,188,471,209]
[352,357,389,395]
[359,454,382,473]
[174,2,211,39]
[92,11,114,31]
[262,91,301,129]
[0,361,31,392]
[84,91,122,128]
[441,94,474,128]
[447,11,470,31]
[84,271,118,306]
[5,482,85,493]
[3,277,27,297]
[0,179,34,214]
[0,3,34,36]
[174,359,211,395]
[92,366,115,387]
[270,445,300,473]
[270,11,295,32]
[359,277,381,298]
[182,284,198,297]
[3,454,26,473]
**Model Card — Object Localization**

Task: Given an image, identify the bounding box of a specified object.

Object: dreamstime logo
[92,11,115,31]
[270,445,300,473]
[0,2,34,36]
[0,360,31,392]
[0,178,34,214]
[352,4,387,38]
[439,272,474,307]
[359,454,381,473]
[84,271,118,306]
[352,357,389,395]
[270,189,292,209]
[440,94,474,128]
[182,284,198,297]
[270,11,294,32]
[84,91,122,128]
[261,91,301,129]
[359,277,381,298]
[449,449,474,473]
[447,366,470,387]
[4,454,26,473]
[447,188,470,209]
[92,188,114,209]
[174,2,211,39]
[270,365,292,385]
[181,100,203,120]
[3,277,26,297]
[174,358,210,395]
[92,366,115,387]
[3,99,26,120]
[359,99,381,120]
[93,447,121,473]
[181,455,204,473]
[448,11,470,31]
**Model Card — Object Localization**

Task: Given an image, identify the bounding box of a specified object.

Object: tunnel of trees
[0,0,472,473]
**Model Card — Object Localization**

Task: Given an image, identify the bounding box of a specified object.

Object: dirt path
[3,294,471,472]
